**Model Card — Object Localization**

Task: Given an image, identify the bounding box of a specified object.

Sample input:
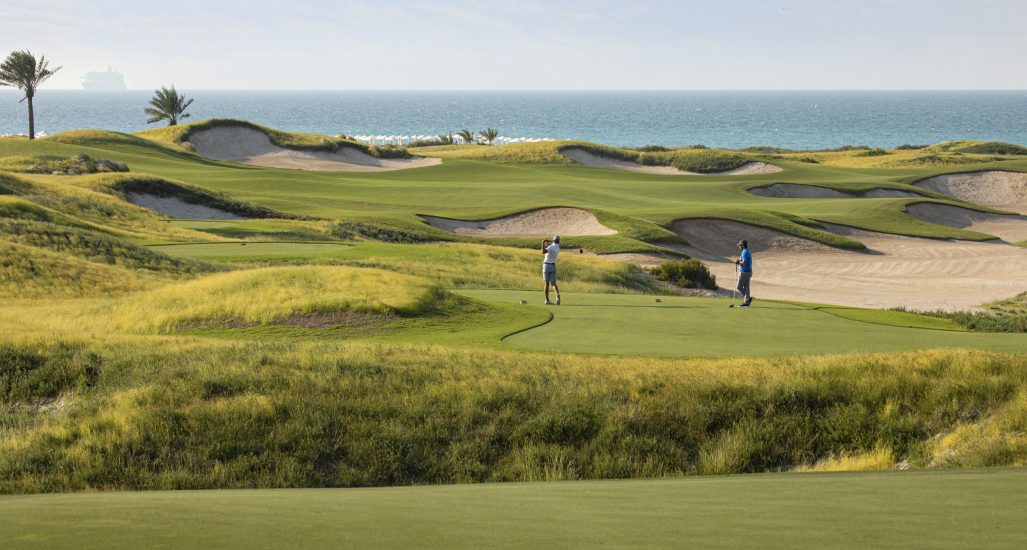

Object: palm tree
[436,133,454,145]
[0,51,61,140]
[457,129,477,145]
[480,128,499,146]
[145,86,194,126]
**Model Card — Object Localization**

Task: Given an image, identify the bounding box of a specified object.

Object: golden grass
[107,265,442,332]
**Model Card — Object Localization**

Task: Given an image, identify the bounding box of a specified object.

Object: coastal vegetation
[145,86,194,126]
[0,50,61,139]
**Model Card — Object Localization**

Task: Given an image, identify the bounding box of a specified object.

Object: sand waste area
[669,218,1027,311]
[560,147,781,176]
[420,208,617,238]
[188,126,441,172]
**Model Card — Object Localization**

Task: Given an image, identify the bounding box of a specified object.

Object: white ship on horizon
[81,66,127,90]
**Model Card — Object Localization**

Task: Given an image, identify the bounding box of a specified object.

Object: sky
[3,0,1026,90]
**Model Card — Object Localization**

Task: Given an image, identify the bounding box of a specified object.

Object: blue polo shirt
[739,249,752,272]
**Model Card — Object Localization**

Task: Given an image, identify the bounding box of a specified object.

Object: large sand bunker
[914,171,1027,214]
[749,184,922,199]
[560,147,781,176]
[420,207,617,238]
[906,202,1027,243]
[127,193,243,220]
[670,218,834,259]
[188,126,441,172]
[670,218,1027,311]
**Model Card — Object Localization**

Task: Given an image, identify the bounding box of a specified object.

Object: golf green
[2,469,1025,549]
[460,290,1027,357]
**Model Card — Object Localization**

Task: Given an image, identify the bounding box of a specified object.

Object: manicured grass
[151,241,354,260]
[3,469,1026,549]
[461,291,1027,357]
[4,126,1025,254]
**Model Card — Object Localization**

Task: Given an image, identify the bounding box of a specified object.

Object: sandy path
[560,147,781,176]
[420,207,617,238]
[127,193,243,220]
[906,202,1027,242]
[915,171,1027,214]
[670,218,1027,311]
[188,126,441,172]
[750,184,922,199]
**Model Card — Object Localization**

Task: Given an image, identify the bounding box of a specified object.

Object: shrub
[0,154,129,175]
[855,148,890,157]
[648,259,717,289]
[895,144,929,150]
[635,145,670,152]
[334,220,441,243]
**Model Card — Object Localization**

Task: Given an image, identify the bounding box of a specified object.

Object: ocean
[2,90,1026,149]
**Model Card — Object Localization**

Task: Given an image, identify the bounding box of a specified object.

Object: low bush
[334,220,442,243]
[855,148,890,157]
[956,142,1027,156]
[634,145,671,152]
[648,259,717,289]
[895,144,929,150]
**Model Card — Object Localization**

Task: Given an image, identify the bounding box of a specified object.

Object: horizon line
[13,88,1027,93]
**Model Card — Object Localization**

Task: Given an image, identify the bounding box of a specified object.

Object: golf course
[2,119,1027,548]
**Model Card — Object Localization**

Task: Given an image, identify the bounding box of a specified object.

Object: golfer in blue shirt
[735,239,753,307]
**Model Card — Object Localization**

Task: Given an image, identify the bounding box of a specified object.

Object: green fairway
[461,290,1027,357]
[3,469,1026,549]
[151,241,354,260]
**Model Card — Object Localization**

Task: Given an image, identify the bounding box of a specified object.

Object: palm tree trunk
[27,96,35,140]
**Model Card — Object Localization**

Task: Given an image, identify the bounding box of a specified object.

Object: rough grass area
[0,153,128,175]
[0,241,156,298]
[137,118,411,159]
[0,219,218,276]
[897,292,1027,333]
[1,341,1025,493]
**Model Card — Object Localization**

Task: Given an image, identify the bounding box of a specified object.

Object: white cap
[553,235,560,243]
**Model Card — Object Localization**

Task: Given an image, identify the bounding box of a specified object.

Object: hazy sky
[4,0,1026,90]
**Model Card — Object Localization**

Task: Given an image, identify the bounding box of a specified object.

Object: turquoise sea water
[2,90,1026,149]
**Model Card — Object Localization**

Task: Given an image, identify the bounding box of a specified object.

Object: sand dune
[914,171,1027,214]
[669,218,1027,311]
[188,126,441,172]
[127,193,243,220]
[560,147,781,176]
[749,184,922,199]
[420,207,617,238]
[906,202,1027,242]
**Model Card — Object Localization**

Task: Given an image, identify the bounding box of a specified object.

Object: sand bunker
[420,207,617,238]
[906,202,1027,243]
[670,218,834,260]
[188,126,441,172]
[560,147,781,176]
[127,192,243,220]
[749,184,922,199]
[914,171,1027,214]
[671,218,1027,311]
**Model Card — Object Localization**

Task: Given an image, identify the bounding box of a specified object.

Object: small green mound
[112,266,445,332]
[0,153,128,175]
[639,149,750,173]
[649,259,718,289]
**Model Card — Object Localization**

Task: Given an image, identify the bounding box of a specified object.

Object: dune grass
[1,338,1026,494]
